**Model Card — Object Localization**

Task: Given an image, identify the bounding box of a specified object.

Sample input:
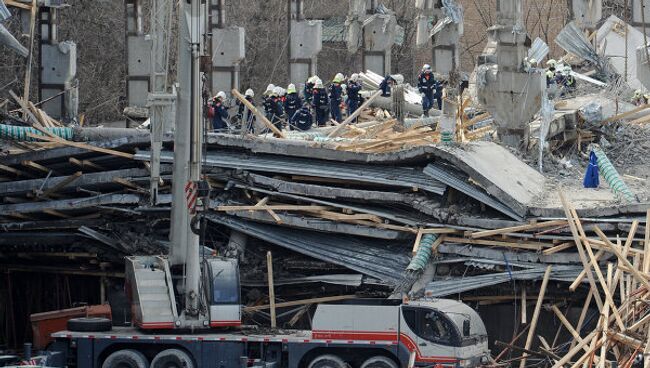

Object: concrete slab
[597,15,645,90]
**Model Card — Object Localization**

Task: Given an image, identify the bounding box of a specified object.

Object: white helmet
[546,59,557,67]
[423,64,432,71]
[287,83,296,93]
[528,58,537,65]
[634,89,643,97]
[350,73,359,82]
[216,91,227,100]
[314,80,324,89]
[334,73,345,83]
[272,86,283,96]
[245,88,254,98]
[266,84,275,93]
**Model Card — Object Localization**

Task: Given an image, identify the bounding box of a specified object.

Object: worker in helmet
[418,64,437,116]
[545,70,557,87]
[312,79,330,127]
[263,87,276,125]
[290,102,314,131]
[631,90,649,106]
[211,91,229,131]
[304,76,317,104]
[263,84,275,97]
[269,86,285,131]
[379,75,396,97]
[329,73,345,122]
[237,88,256,133]
[284,84,302,129]
[561,65,576,94]
[546,59,557,73]
[346,73,363,120]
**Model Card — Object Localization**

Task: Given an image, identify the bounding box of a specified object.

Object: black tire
[307,354,347,368]
[150,349,195,368]
[102,349,149,368]
[360,356,398,368]
[67,317,112,332]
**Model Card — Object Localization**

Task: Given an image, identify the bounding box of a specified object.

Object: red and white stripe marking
[185,181,198,214]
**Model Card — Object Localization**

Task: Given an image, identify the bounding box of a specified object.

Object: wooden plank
[22,0,37,114]
[21,160,56,175]
[519,266,552,368]
[569,248,605,291]
[412,228,424,255]
[644,210,650,273]
[470,220,567,239]
[594,226,650,292]
[0,164,35,178]
[4,0,32,10]
[42,209,70,219]
[521,288,527,324]
[601,104,650,124]
[217,205,329,212]
[420,228,457,235]
[40,171,81,198]
[112,177,143,190]
[462,113,491,129]
[542,241,574,255]
[327,91,383,138]
[266,251,276,329]
[550,331,597,368]
[243,295,357,312]
[443,236,551,251]
[69,158,105,171]
[26,133,135,159]
[232,89,285,138]
[551,305,591,354]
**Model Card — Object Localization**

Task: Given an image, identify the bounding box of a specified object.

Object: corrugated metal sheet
[206,213,410,285]
[528,37,549,62]
[0,1,11,22]
[425,266,584,297]
[423,163,523,220]
[137,151,446,195]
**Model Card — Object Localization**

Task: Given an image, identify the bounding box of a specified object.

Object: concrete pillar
[39,6,78,122]
[636,44,650,89]
[570,0,602,31]
[125,0,151,109]
[477,0,544,148]
[210,0,245,96]
[631,0,650,34]
[288,0,322,85]
[362,2,396,76]
[431,1,463,77]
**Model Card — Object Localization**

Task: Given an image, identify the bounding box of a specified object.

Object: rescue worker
[562,65,576,94]
[270,86,285,130]
[379,75,396,97]
[312,79,330,127]
[304,76,317,104]
[263,87,276,123]
[211,91,229,131]
[346,73,363,118]
[546,70,556,87]
[237,88,256,133]
[631,90,649,106]
[263,84,275,97]
[433,77,444,110]
[546,59,557,73]
[417,64,437,116]
[329,73,344,123]
[290,103,313,131]
[284,83,302,125]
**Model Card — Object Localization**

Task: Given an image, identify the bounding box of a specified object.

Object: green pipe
[592,145,635,203]
[0,123,73,142]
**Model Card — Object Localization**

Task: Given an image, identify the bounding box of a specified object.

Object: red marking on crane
[185,181,198,214]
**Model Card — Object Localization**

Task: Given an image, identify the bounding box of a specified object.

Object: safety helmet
[245,89,254,98]
[333,73,344,83]
[634,90,643,97]
[314,80,324,89]
[350,73,359,82]
[216,91,227,100]
[546,59,557,67]
[423,64,432,71]
[287,84,297,94]
[528,58,537,65]
[265,84,276,95]
[546,70,554,78]
[272,86,283,97]
[279,87,286,97]
[309,76,319,84]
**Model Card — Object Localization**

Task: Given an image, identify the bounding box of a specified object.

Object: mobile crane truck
[37,1,490,367]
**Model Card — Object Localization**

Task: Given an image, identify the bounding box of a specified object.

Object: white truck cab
[312,298,489,367]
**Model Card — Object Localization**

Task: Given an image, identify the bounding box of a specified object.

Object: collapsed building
[1,0,650,367]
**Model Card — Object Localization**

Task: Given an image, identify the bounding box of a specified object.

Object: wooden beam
[266,251,276,329]
[21,160,56,175]
[519,266,552,368]
[327,90,383,138]
[244,295,357,312]
[412,228,424,255]
[4,0,32,10]
[26,133,135,159]
[0,164,35,178]
[42,209,70,218]
[551,305,591,354]
[470,220,567,239]
[22,0,37,114]
[217,205,329,212]
[69,157,105,171]
[112,177,143,190]
[232,89,285,138]
[40,171,82,198]
[542,241,575,256]
[444,236,551,251]
[601,104,650,124]
[594,226,650,291]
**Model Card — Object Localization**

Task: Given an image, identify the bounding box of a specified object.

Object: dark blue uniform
[284,93,302,126]
[433,80,443,110]
[290,106,313,131]
[304,82,315,104]
[312,88,329,127]
[270,96,284,130]
[328,83,343,122]
[263,96,275,123]
[211,100,229,131]
[237,96,256,132]
[346,81,362,117]
[379,76,395,97]
[418,71,437,115]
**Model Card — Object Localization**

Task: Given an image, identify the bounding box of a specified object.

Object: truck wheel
[360,356,398,368]
[67,317,112,332]
[308,354,347,368]
[151,349,194,368]
[102,350,149,368]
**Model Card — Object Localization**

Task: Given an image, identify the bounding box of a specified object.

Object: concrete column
[570,0,602,31]
[362,5,396,76]
[288,0,322,85]
[477,0,544,148]
[210,0,245,96]
[125,0,151,109]
[631,0,650,34]
[431,1,463,77]
[39,6,78,122]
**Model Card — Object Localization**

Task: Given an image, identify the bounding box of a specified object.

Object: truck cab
[311,299,489,367]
